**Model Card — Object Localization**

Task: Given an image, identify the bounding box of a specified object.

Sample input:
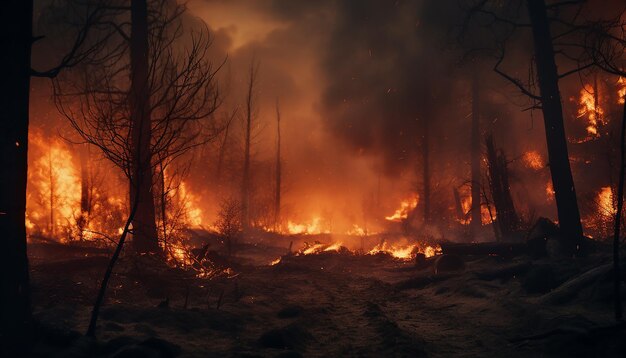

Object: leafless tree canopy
[53,0,223,179]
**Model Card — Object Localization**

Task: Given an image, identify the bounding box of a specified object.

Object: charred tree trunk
[527,0,583,251]
[485,135,518,239]
[453,187,464,220]
[78,144,90,239]
[613,94,625,321]
[129,0,159,254]
[48,151,55,236]
[80,145,90,215]
[422,111,431,224]
[216,119,230,184]
[0,0,32,351]
[471,73,482,234]
[241,64,256,232]
[274,98,282,230]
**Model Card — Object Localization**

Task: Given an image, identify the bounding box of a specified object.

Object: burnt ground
[26,237,626,358]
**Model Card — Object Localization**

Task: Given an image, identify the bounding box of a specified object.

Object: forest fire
[385,196,419,222]
[286,217,330,235]
[618,77,626,104]
[367,242,440,260]
[523,150,544,170]
[577,84,605,138]
[4,0,626,357]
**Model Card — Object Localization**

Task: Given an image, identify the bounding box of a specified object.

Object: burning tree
[462,0,590,253]
[53,0,222,255]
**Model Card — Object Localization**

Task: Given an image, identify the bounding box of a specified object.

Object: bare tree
[1,2,34,351]
[577,10,626,321]
[462,0,591,253]
[274,98,282,230]
[215,197,242,257]
[241,61,259,232]
[1,0,111,350]
[54,0,222,254]
[471,70,482,235]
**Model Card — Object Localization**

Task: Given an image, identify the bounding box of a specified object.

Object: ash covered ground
[26,231,626,358]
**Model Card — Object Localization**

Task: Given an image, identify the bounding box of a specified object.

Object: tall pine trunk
[527,0,583,252]
[129,0,159,254]
[274,98,282,230]
[0,0,33,351]
[422,108,431,224]
[241,64,256,232]
[471,73,482,234]
[613,95,625,321]
[78,144,90,239]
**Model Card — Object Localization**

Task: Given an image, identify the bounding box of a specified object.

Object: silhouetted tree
[463,0,587,253]
[241,62,259,232]
[54,0,221,254]
[1,2,34,352]
[274,98,282,230]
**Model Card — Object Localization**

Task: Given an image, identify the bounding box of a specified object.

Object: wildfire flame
[286,217,330,235]
[577,84,605,138]
[523,151,543,170]
[385,195,419,222]
[458,195,495,225]
[367,242,441,260]
[618,77,626,105]
[597,186,616,217]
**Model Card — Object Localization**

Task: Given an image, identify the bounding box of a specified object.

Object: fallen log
[439,241,527,257]
[540,263,612,305]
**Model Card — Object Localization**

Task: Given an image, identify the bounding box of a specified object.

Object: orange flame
[385,195,419,222]
[577,84,605,138]
[523,151,543,170]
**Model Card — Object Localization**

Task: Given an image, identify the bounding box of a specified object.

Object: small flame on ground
[367,242,441,260]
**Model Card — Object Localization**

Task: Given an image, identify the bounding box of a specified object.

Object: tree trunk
[241,64,256,231]
[129,0,159,254]
[274,98,282,230]
[527,0,583,252]
[0,0,33,352]
[78,144,90,239]
[48,150,55,236]
[422,109,431,224]
[485,135,519,238]
[471,72,482,234]
[613,94,625,321]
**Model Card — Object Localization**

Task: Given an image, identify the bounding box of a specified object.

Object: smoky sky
[320,0,461,174]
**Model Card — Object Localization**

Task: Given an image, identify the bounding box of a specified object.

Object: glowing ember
[270,257,282,266]
[523,151,543,170]
[546,182,555,201]
[618,77,626,105]
[385,195,419,222]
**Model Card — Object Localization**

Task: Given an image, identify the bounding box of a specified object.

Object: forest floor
[25,233,626,358]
